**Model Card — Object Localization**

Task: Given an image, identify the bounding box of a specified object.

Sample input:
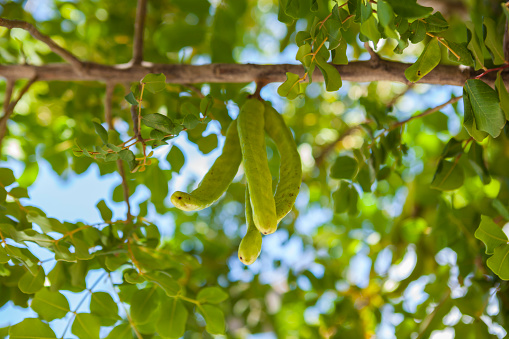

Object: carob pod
[238,186,262,265]
[263,102,302,223]
[171,120,242,211]
[237,99,277,234]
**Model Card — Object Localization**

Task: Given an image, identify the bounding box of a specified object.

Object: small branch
[416,290,451,339]
[253,80,269,99]
[364,42,380,68]
[390,96,462,129]
[104,82,133,221]
[387,83,415,109]
[130,0,148,65]
[314,124,366,166]
[0,76,38,153]
[105,82,115,128]
[2,79,14,115]
[108,274,143,339]
[0,18,84,72]
[368,96,461,148]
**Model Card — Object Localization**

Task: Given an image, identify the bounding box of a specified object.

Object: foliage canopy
[1,0,509,338]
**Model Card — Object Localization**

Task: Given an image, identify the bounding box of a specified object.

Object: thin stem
[131,0,148,65]
[108,273,143,339]
[0,76,38,153]
[2,79,14,116]
[0,18,84,72]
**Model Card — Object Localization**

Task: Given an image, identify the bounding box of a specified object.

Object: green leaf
[144,271,181,297]
[93,120,109,144]
[296,31,311,46]
[119,149,136,162]
[141,73,167,93]
[483,17,505,65]
[466,21,485,71]
[0,246,8,263]
[468,142,490,184]
[315,55,342,91]
[130,287,159,324]
[142,113,181,135]
[9,187,29,199]
[9,318,57,339]
[430,159,464,191]
[105,323,132,339]
[296,43,312,68]
[183,114,200,129]
[463,79,505,138]
[31,288,70,321]
[200,94,214,116]
[167,146,185,174]
[332,39,348,65]
[442,40,474,66]
[0,168,15,186]
[72,313,101,339]
[385,0,432,20]
[198,304,225,335]
[404,39,441,82]
[324,18,342,50]
[277,72,302,100]
[90,292,121,326]
[284,0,300,19]
[197,134,218,154]
[125,92,138,105]
[487,244,509,280]
[96,200,113,222]
[156,298,188,338]
[181,102,200,119]
[475,215,508,255]
[330,156,358,180]
[495,72,509,120]
[18,267,45,294]
[463,88,489,142]
[360,16,381,45]
[493,199,509,221]
[423,12,448,33]
[409,20,426,44]
[197,287,229,304]
[377,0,394,27]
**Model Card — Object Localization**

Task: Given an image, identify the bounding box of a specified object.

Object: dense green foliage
[2,0,509,338]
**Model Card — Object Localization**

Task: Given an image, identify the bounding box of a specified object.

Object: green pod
[238,186,262,265]
[264,102,302,223]
[237,99,277,234]
[170,120,242,211]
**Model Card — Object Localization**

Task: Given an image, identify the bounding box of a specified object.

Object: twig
[369,96,461,147]
[314,124,367,166]
[0,76,38,152]
[104,82,133,220]
[386,83,415,109]
[416,290,451,339]
[2,79,14,115]
[108,273,143,339]
[364,42,380,68]
[390,96,461,129]
[0,18,84,73]
[130,0,148,65]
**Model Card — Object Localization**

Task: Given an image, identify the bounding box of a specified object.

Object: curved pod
[238,186,262,265]
[171,120,242,211]
[264,102,302,223]
[237,99,277,234]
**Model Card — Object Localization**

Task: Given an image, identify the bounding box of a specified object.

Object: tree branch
[2,79,14,115]
[0,76,37,153]
[130,0,148,65]
[104,82,132,220]
[314,124,366,166]
[0,60,483,86]
[390,95,462,129]
[0,18,84,72]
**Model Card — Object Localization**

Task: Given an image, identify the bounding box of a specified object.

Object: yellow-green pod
[170,120,242,211]
[264,102,302,223]
[238,186,262,265]
[237,99,277,234]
